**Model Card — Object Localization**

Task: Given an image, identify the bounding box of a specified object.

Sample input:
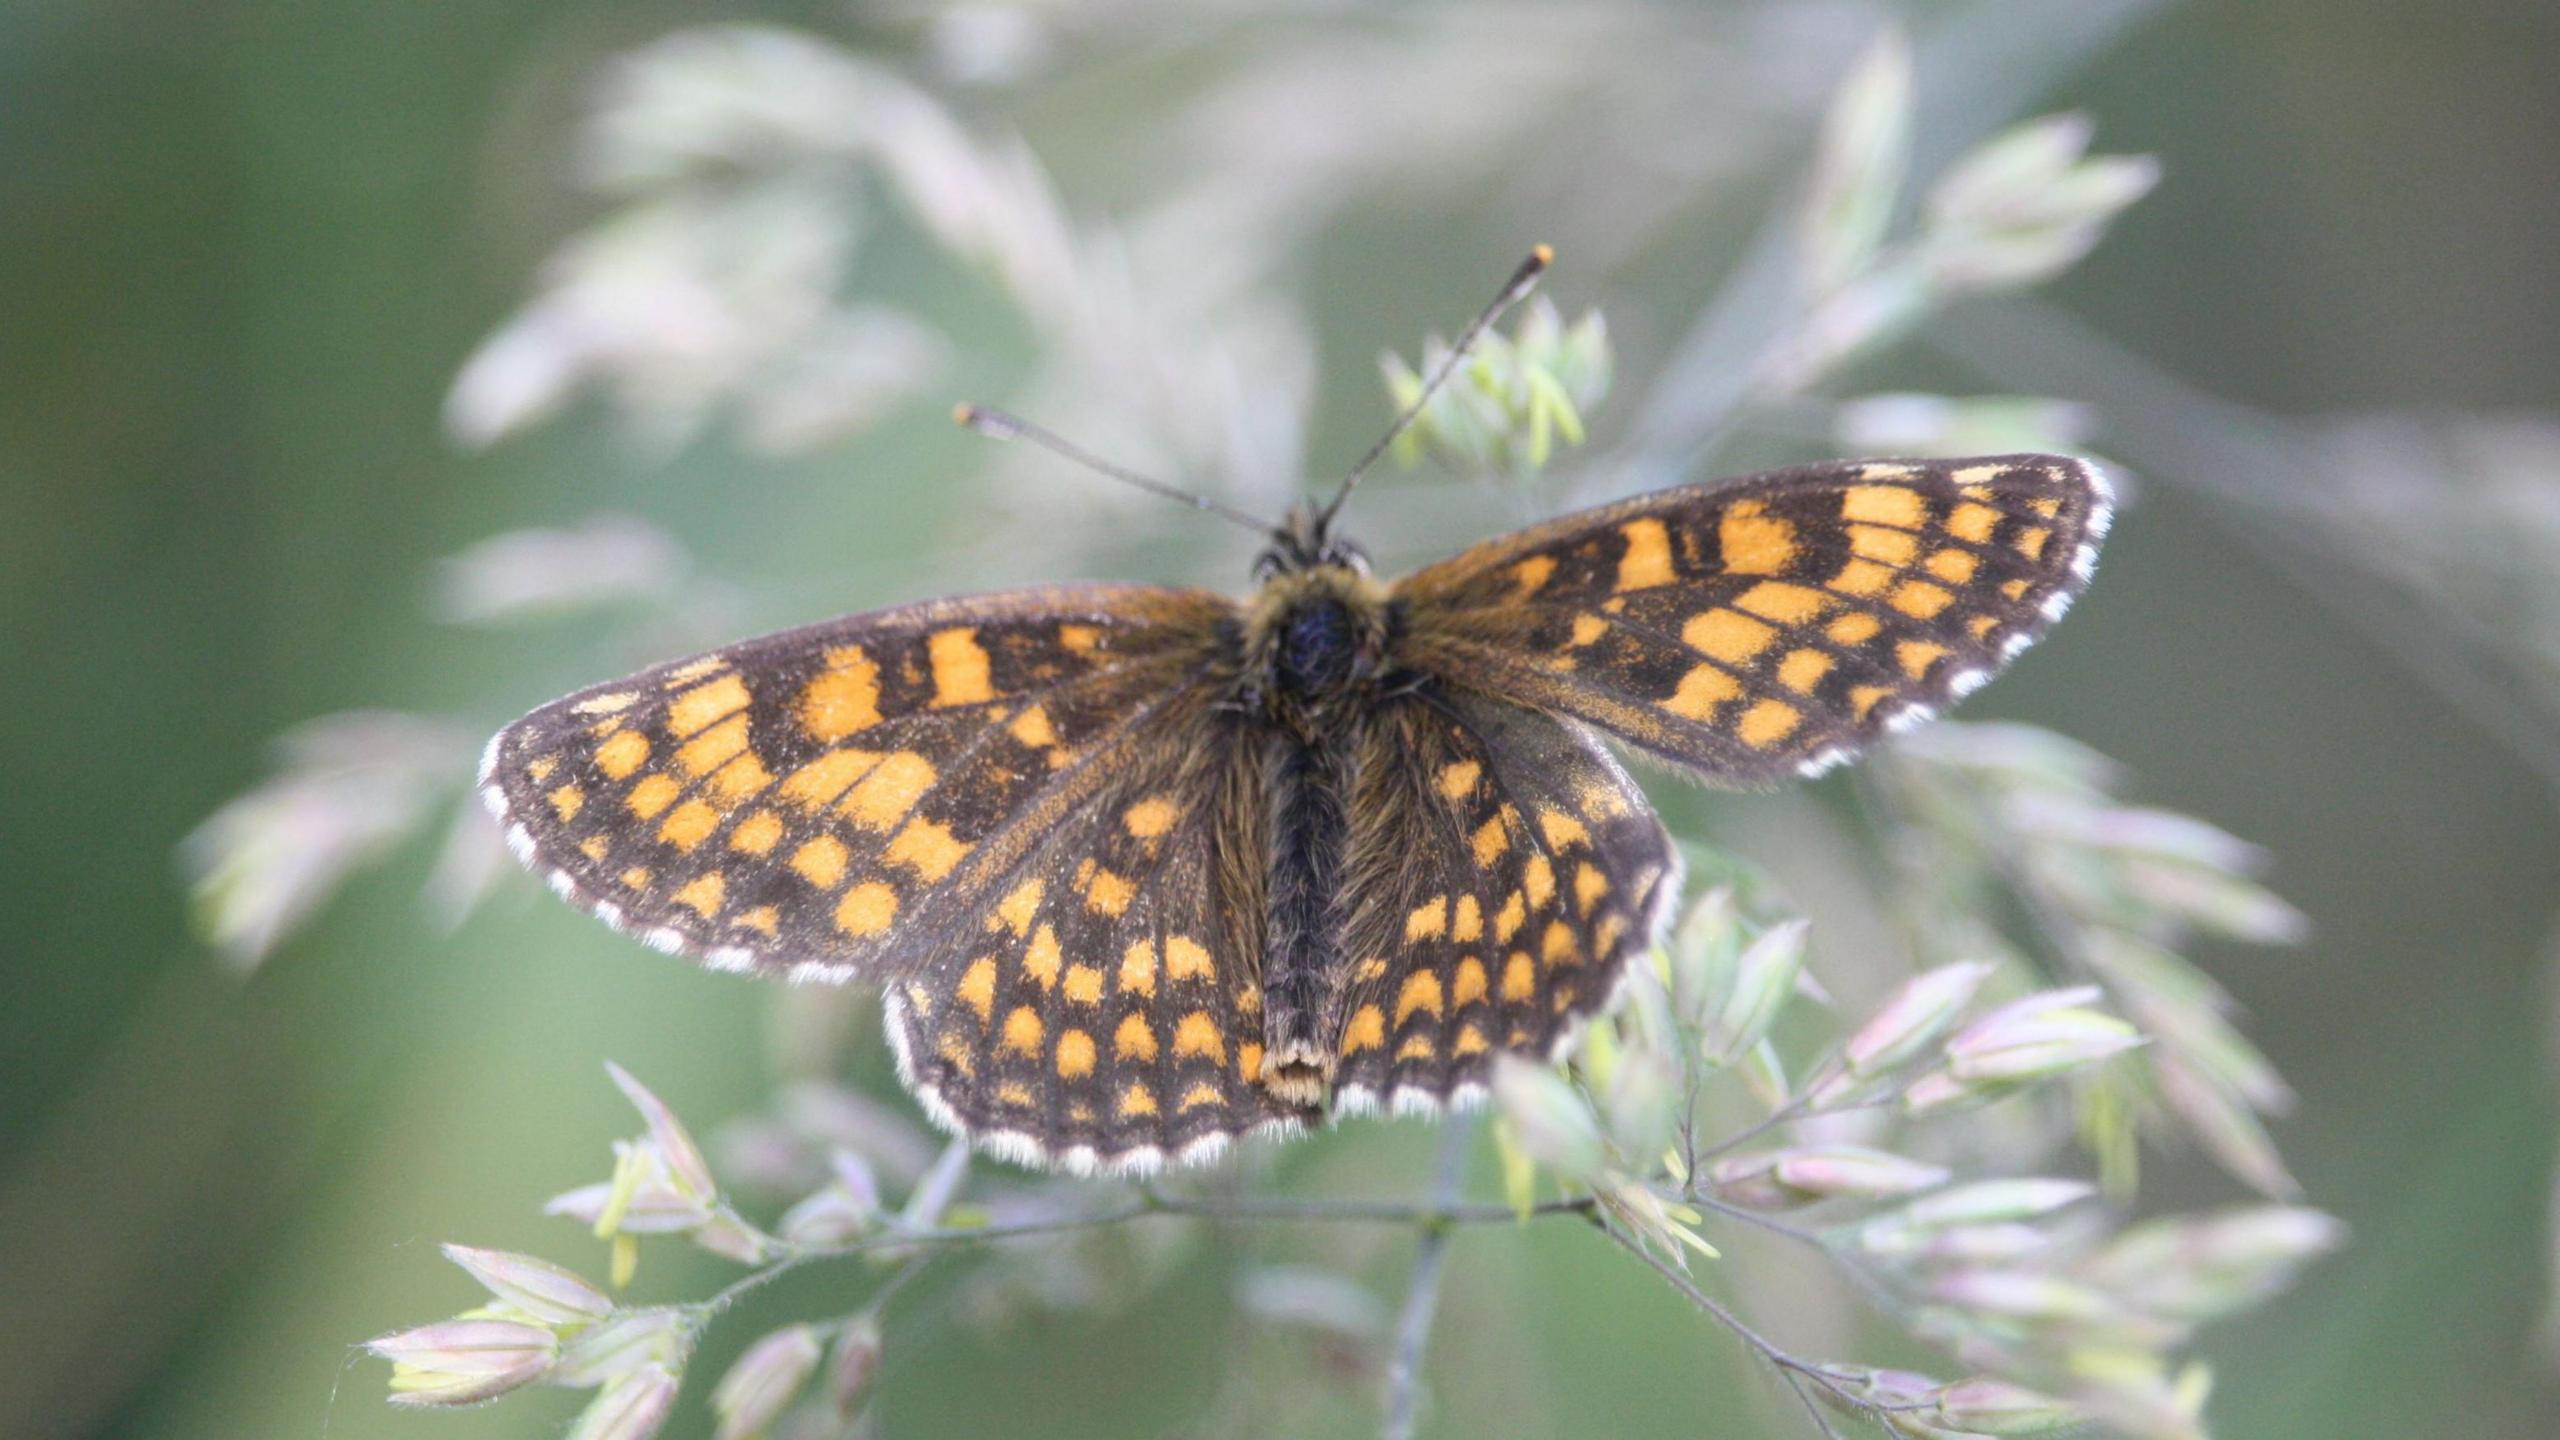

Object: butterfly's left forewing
[1392,455,2110,784]
[480,584,1231,981]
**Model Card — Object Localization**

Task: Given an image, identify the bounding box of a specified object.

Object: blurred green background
[6,2,2559,1437]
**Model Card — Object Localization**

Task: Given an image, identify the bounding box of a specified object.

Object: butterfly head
[1257,500,1369,580]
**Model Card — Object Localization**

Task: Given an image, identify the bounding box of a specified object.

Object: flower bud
[1814,961,1995,1104]
[1492,1055,1605,1183]
[711,1324,822,1440]
[829,1315,884,1419]
[1933,1377,2080,1435]
[1707,919,1810,1063]
[2083,1207,2344,1322]
[1945,994,2143,1085]
[552,1309,692,1388]
[607,1062,717,1200]
[370,1318,557,1406]
[441,1244,614,1326]
[569,1363,681,1440]
[1711,1145,1949,1210]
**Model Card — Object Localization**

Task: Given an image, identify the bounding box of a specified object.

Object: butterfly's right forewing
[1393,456,2110,784]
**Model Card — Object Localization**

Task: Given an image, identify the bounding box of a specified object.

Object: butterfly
[479,251,2111,1175]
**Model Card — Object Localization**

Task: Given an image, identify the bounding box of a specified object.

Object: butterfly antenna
[1315,244,1553,530]
[954,404,1276,535]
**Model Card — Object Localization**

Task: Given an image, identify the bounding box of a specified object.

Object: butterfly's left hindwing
[480,584,1231,981]
[1393,455,2110,784]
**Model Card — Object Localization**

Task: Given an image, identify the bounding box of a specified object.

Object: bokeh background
[7,1,2560,1437]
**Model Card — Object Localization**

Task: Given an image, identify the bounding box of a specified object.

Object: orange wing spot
[1569,614,1610,646]
[995,1082,1035,1107]
[672,872,725,919]
[1000,1005,1045,1057]
[737,905,778,936]
[1471,815,1511,867]
[657,799,720,852]
[1023,924,1063,988]
[1057,623,1104,656]
[1084,867,1135,917]
[1720,501,1797,575]
[1539,810,1590,850]
[1119,1081,1159,1118]
[1891,580,1956,619]
[2014,525,2052,560]
[2028,496,2063,519]
[1236,982,1262,1015]
[728,810,783,856]
[779,749,881,810]
[675,713,749,779]
[1850,524,1919,566]
[1830,559,1895,597]
[1615,518,1676,590]
[1523,854,1556,911]
[1055,1029,1096,1080]
[936,1033,976,1078]
[1178,1082,1223,1113]
[667,674,749,739]
[958,957,997,1025]
[1542,919,1579,964]
[620,866,653,891]
[1405,896,1449,941]
[1353,956,1389,983]
[548,784,585,821]
[1452,895,1484,942]
[1007,703,1055,748]
[1926,548,1979,584]
[1573,863,1609,916]
[1453,957,1489,1006]
[1735,580,1831,624]
[1553,987,1578,1013]
[836,881,899,938]
[2001,577,2033,600]
[595,730,650,780]
[1501,953,1537,1002]
[572,691,639,717]
[799,647,883,740]
[1495,892,1527,943]
[839,751,936,831]
[1237,1041,1264,1082]
[1737,698,1801,748]
[994,878,1044,936]
[1948,501,2002,543]
[1115,1013,1159,1061]
[790,835,849,889]
[1436,760,1482,801]
[1397,1034,1437,1062]
[1340,1004,1387,1055]
[1778,648,1833,693]
[1897,639,1950,678]
[1174,1011,1225,1061]
[1827,612,1883,645]
[1850,684,1896,719]
[1114,938,1162,997]
[1455,1023,1489,1056]
[1511,554,1558,597]
[708,750,773,809]
[1843,484,1927,528]
[624,774,680,820]
[1665,664,1742,721]
[886,817,971,882]
[1062,963,1104,1006]
[1594,913,1626,955]
[1396,970,1445,1024]
[663,656,728,685]
[1122,794,1179,838]
[927,627,996,708]
[1968,614,2001,641]
[1683,607,1776,664]
[579,835,611,862]
[525,756,558,783]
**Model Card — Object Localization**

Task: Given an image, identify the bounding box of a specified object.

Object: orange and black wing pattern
[478,584,1230,983]
[1392,456,2110,784]
[1327,691,1677,1113]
